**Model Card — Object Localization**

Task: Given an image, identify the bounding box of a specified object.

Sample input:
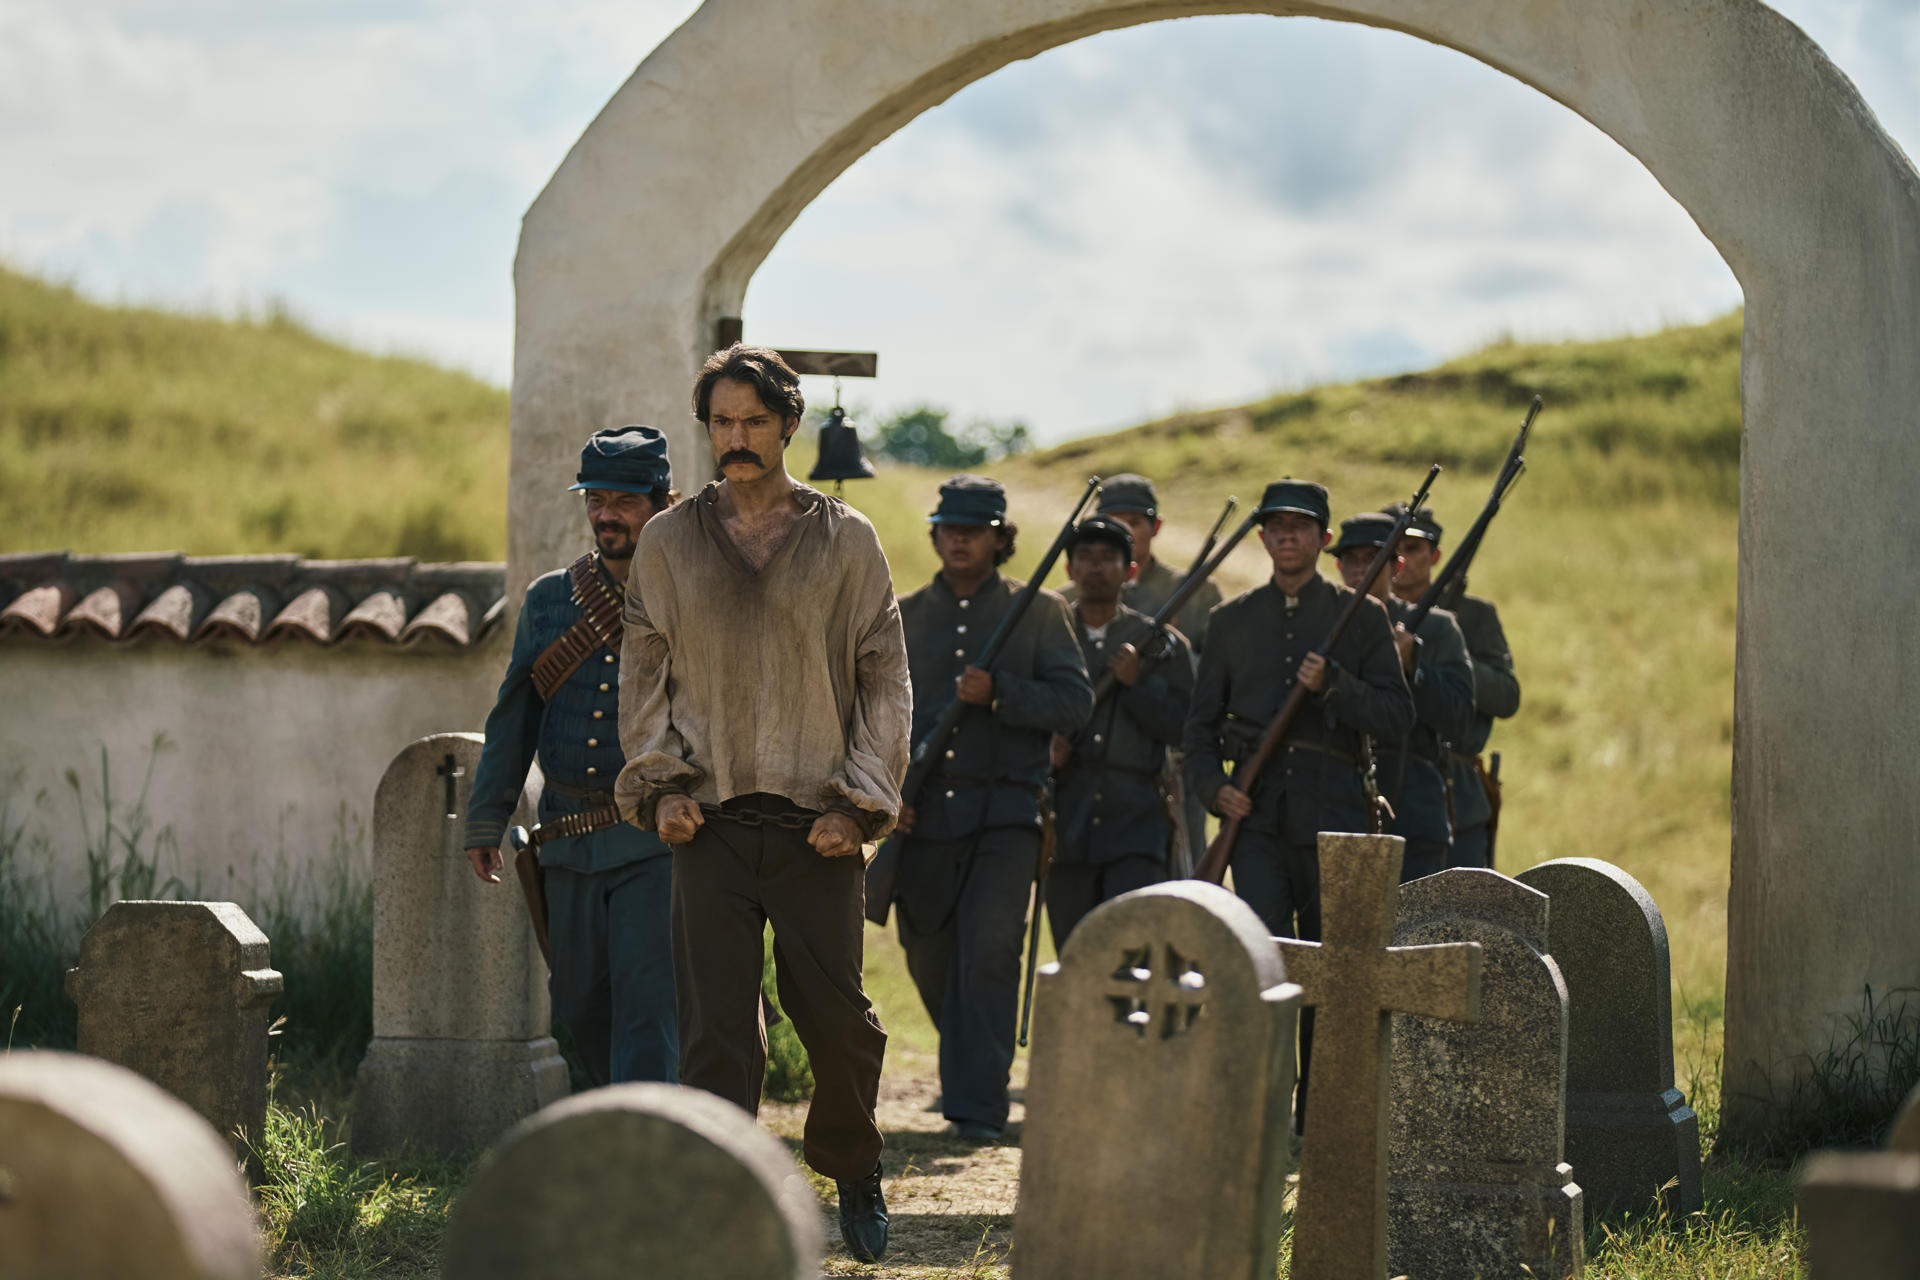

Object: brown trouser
[670,795,887,1181]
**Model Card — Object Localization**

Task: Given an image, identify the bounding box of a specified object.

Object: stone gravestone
[1270,832,1483,1280]
[1798,1149,1920,1279]
[441,1082,822,1279]
[1012,881,1303,1280]
[0,1050,262,1279]
[1517,857,1703,1215]
[353,732,567,1156]
[1388,868,1583,1280]
[1889,1082,1920,1151]
[64,899,282,1169]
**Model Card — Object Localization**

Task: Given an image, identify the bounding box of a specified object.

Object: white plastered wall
[506,0,1920,1140]
[0,639,503,913]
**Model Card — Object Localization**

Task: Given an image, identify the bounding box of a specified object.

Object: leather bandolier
[530,554,626,700]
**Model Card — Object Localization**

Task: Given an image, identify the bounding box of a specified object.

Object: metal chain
[697,803,819,830]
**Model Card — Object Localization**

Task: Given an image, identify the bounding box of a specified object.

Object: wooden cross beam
[1276,832,1483,1280]
[714,316,878,379]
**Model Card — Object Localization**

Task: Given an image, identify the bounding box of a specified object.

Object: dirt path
[760,1049,1026,1277]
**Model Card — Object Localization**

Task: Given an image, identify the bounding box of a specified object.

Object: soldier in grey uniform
[1046,514,1194,948]
[464,426,677,1086]
[1061,473,1220,875]
[1329,512,1475,883]
[890,476,1092,1143]
[1382,503,1521,868]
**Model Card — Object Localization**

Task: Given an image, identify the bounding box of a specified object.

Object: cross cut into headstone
[1014,881,1301,1279]
[1272,832,1483,1280]
[1104,943,1208,1040]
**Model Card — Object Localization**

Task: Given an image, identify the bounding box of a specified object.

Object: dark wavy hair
[692,344,805,437]
[930,521,1019,566]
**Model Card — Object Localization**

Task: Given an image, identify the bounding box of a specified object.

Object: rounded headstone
[0,1051,262,1280]
[441,1083,823,1280]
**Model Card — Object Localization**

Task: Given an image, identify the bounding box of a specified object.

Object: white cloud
[0,1,1912,443]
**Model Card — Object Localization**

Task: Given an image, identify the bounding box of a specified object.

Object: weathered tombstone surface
[63,899,281,1168]
[1889,1082,1920,1152]
[1518,856,1703,1215]
[353,732,567,1156]
[1271,833,1483,1280]
[1389,868,1583,1280]
[1012,881,1302,1280]
[0,1050,262,1280]
[441,1082,821,1279]
[1798,1149,1920,1279]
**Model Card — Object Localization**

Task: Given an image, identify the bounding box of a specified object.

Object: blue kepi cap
[1253,479,1330,528]
[569,425,672,494]
[928,475,1008,526]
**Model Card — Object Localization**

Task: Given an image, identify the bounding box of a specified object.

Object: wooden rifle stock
[1408,396,1540,629]
[1193,465,1442,885]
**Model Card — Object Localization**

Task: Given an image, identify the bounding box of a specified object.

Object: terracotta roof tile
[0,552,507,654]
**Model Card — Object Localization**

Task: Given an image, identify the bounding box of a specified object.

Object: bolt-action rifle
[1192,464,1442,886]
[863,477,1104,926]
[1404,396,1539,630]
[1087,499,1252,708]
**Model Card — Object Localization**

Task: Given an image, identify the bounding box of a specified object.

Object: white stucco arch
[508,0,1920,1141]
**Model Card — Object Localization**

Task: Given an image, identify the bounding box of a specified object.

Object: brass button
[945,789,955,799]
[592,710,604,720]
[587,738,599,747]
[1093,733,1103,744]
[603,654,615,664]
[599,683,610,692]
[944,749,955,759]
[959,599,970,609]
[954,649,965,658]
[586,767,598,776]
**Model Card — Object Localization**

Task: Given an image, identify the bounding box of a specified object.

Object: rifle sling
[529,554,626,700]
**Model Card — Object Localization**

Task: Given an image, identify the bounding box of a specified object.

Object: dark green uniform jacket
[1379,599,1476,845]
[899,572,1093,840]
[1054,604,1194,865]
[1445,593,1520,830]
[1183,574,1414,845]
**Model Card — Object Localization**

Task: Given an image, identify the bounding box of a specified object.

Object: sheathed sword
[506,806,624,965]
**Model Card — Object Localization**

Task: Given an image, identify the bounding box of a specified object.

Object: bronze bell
[808,405,876,489]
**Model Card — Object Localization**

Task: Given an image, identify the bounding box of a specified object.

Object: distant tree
[872,405,1032,469]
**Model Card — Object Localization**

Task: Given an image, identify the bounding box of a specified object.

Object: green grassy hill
[2,261,1742,1041]
[0,266,510,560]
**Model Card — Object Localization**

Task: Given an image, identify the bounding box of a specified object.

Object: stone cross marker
[64,899,282,1170]
[0,1050,263,1279]
[1798,1149,1920,1279]
[353,732,567,1157]
[1012,881,1303,1280]
[1388,868,1583,1280]
[1270,832,1482,1280]
[1518,856,1703,1215]
[441,1082,823,1279]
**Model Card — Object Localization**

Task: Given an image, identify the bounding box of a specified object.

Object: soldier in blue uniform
[890,475,1093,1143]
[464,426,678,1086]
[1382,502,1521,868]
[1328,511,1475,883]
[1047,513,1194,947]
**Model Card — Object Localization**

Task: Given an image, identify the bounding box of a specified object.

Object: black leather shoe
[947,1119,1004,1144]
[837,1160,889,1262]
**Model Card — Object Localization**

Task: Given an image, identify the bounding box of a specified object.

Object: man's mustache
[720,449,763,468]
[595,523,629,537]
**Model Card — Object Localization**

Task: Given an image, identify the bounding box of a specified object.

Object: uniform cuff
[464,818,507,850]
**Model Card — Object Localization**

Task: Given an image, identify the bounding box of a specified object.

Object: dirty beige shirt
[615,481,912,839]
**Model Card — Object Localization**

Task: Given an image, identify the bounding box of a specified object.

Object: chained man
[615,345,910,1263]
[889,475,1092,1144]
[1383,502,1521,868]
[1329,511,1475,883]
[1047,513,1193,948]
[464,425,678,1086]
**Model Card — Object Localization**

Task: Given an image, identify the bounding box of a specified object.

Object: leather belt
[545,780,616,805]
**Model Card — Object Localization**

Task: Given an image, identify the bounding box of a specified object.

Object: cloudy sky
[5,1,1916,442]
